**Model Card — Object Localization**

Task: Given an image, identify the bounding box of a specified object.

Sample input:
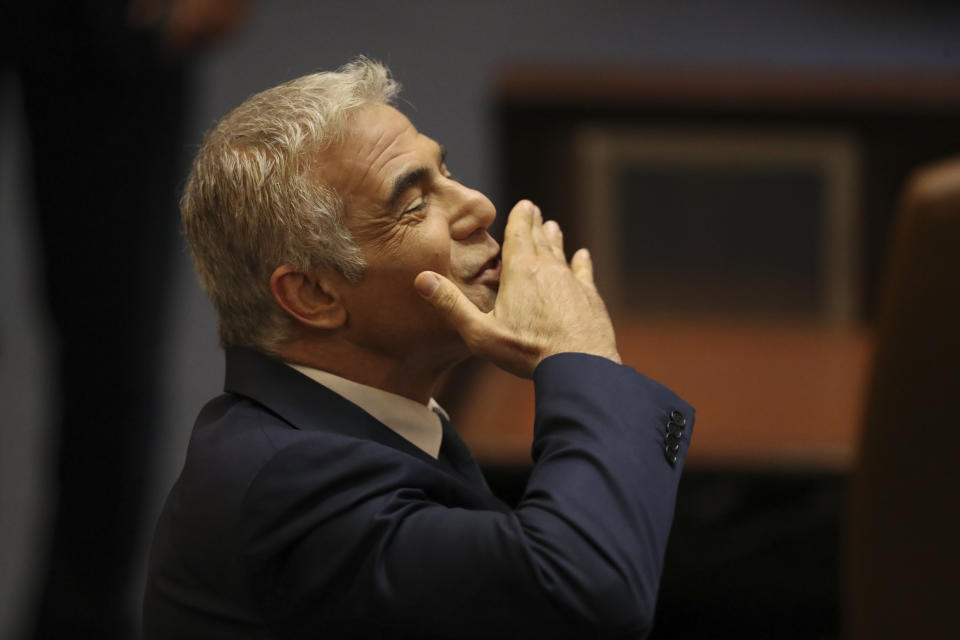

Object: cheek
[402,223,452,275]
[357,220,453,305]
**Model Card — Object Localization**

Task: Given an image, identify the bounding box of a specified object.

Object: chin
[469,286,498,313]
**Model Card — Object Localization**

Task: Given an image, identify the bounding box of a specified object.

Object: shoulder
[182,392,411,493]
[182,392,476,514]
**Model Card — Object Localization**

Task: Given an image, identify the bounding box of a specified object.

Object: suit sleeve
[241,353,694,639]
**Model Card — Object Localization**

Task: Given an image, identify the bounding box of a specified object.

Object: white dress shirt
[287,363,447,459]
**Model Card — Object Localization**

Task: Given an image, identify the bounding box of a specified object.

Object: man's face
[318,103,501,361]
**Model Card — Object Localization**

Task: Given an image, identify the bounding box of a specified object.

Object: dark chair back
[845,157,960,639]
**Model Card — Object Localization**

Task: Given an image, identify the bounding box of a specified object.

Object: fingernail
[415,272,440,297]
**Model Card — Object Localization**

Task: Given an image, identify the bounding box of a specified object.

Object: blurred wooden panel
[456,318,872,471]
[496,66,960,109]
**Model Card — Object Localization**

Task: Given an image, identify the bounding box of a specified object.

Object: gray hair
[181,57,400,351]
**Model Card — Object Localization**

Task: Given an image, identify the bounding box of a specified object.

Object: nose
[448,182,496,241]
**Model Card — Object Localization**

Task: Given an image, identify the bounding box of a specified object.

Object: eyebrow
[385,144,448,211]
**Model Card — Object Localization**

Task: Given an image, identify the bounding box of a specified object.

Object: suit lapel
[223,346,503,501]
[224,347,511,511]
[437,413,492,492]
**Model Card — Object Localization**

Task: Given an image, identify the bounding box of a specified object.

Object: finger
[543,220,565,261]
[501,200,536,264]
[570,248,596,287]
[414,271,492,340]
[529,205,551,256]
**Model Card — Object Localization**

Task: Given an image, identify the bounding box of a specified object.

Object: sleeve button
[669,410,686,427]
[664,448,679,466]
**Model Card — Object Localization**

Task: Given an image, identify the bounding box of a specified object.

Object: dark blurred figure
[0,1,246,638]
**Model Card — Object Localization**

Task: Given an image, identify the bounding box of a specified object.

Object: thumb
[414,271,489,338]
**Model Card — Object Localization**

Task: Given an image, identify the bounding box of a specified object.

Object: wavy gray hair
[182,57,399,351]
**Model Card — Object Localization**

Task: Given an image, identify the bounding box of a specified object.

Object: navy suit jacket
[144,347,694,639]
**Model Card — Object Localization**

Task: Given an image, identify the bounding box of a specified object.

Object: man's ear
[270,265,347,330]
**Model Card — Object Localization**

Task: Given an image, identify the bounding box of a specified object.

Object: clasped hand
[414,200,621,378]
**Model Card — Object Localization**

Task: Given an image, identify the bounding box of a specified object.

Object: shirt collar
[286,363,445,459]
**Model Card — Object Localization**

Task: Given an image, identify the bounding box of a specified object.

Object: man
[144,57,694,639]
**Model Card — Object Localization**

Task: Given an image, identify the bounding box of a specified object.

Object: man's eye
[404,198,427,214]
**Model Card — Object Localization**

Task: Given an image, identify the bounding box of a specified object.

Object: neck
[275,336,466,405]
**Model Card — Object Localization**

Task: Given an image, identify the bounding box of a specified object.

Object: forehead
[316,103,437,204]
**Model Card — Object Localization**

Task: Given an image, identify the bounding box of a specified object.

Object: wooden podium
[454,318,872,471]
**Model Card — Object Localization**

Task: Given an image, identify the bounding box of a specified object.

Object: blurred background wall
[1,0,958,637]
